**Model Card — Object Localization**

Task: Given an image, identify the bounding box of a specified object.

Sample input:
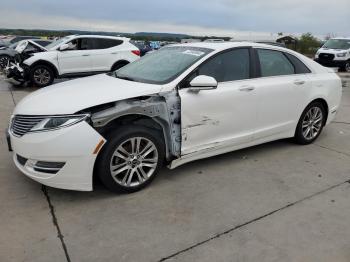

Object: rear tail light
[132,50,141,56]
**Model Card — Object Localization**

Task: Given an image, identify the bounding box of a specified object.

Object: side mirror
[59,43,69,51]
[189,75,218,91]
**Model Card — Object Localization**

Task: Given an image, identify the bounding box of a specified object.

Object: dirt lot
[0,73,350,262]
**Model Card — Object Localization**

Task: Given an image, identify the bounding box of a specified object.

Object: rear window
[92,38,123,49]
[284,53,311,74]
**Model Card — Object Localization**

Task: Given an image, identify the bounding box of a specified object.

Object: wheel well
[31,60,58,77]
[310,98,329,124]
[93,114,166,187]
[111,60,129,71]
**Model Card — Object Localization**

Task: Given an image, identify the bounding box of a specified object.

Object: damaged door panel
[90,90,181,161]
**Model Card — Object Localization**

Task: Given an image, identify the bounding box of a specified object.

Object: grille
[319,53,335,61]
[11,115,45,137]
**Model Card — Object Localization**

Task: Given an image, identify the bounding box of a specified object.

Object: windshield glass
[322,39,350,50]
[115,46,213,84]
[45,36,72,50]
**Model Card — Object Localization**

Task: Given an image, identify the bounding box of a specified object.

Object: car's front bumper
[314,58,347,68]
[9,121,105,191]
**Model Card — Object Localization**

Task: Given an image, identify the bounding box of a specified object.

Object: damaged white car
[7,42,342,193]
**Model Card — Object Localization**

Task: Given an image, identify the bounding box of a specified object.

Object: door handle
[239,86,255,92]
[294,79,305,85]
[82,54,90,57]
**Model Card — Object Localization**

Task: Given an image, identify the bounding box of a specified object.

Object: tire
[96,125,165,193]
[294,101,326,145]
[339,61,350,72]
[0,55,10,70]
[111,61,129,72]
[345,61,350,73]
[30,64,54,87]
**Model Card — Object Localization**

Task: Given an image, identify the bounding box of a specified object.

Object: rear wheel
[294,102,326,145]
[96,125,165,193]
[30,64,54,87]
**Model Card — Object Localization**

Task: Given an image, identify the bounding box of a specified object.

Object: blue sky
[0,0,349,37]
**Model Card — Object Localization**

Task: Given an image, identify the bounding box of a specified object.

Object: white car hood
[318,48,347,54]
[14,74,163,115]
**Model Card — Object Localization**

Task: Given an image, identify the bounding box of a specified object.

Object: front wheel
[96,125,165,193]
[30,65,54,87]
[294,102,326,145]
[0,55,10,70]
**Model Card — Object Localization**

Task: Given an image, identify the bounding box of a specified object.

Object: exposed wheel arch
[92,114,169,188]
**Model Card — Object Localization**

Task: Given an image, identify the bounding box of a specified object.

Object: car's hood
[318,48,348,54]
[14,74,163,115]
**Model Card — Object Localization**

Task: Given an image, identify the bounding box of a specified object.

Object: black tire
[30,64,54,87]
[0,55,10,70]
[111,61,129,72]
[96,125,165,193]
[294,101,326,145]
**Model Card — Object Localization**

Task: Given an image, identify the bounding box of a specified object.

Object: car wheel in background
[294,101,326,145]
[345,61,350,73]
[111,61,129,72]
[30,64,54,87]
[0,55,10,70]
[96,125,165,193]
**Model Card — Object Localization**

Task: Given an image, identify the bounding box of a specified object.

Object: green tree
[297,33,322,55]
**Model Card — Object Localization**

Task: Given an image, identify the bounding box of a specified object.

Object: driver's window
[66,39,78,51]
[198,48,250,82]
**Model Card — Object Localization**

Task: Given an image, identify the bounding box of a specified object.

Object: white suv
[21,35,140,87]
[315,37,350,72]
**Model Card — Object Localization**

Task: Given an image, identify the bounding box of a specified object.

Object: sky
[0,0,349,38]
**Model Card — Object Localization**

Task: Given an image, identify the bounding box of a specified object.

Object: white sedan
[7,42,342,193]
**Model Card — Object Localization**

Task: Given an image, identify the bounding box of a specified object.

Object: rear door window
[257,49,295,77]
[91,38,123,49]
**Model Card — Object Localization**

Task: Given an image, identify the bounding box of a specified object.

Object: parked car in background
[314,37,350,72]
[131,41,152,56]
[19,35,140,87]
[7,42,342,193]
[257,41,286,48]
[0,39,51,70]
[0,39,9,49]
[8,36,40,44]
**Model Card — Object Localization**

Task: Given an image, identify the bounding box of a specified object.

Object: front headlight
[336,52,347,57]
[31,114,89,132]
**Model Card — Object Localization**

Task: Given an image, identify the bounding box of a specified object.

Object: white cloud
[0,9,280,39]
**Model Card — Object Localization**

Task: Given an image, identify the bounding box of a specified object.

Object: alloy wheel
[33,68,51,85]
[302,106,323,140]
[0,56,9,69]
[110,137,158,187]
[346,62,350,73]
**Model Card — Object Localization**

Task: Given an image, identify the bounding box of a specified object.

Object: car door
[57,38,93,74]
[88,38,124,72]
[179,48,258,155]
[249,48,311,140]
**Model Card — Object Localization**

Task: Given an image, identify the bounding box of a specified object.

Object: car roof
[172,41,289,52]
[67,35,129,40]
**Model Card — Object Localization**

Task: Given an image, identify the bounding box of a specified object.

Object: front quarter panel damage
[90,91,181,161]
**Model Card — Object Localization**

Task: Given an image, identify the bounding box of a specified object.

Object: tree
[297,32,322,55]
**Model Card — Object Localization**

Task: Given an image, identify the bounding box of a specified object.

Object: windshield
[45,36,72,50]
[115,46,213,84]
[322,39,350,50]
